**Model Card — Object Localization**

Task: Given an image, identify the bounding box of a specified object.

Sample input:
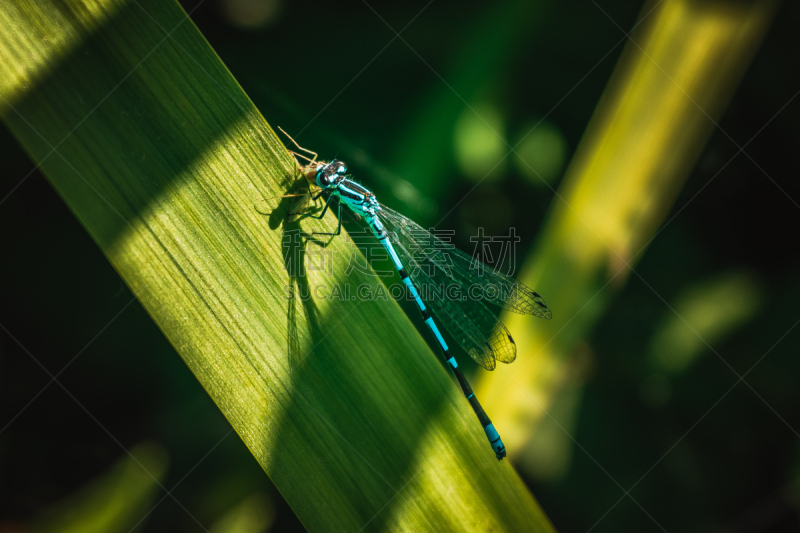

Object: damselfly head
[314,159,347,189]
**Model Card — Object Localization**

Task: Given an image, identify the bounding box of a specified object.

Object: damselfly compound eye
[316,167,331,187]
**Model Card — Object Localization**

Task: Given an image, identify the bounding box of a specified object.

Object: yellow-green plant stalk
[0,0,554,531]
[477,0,777,475]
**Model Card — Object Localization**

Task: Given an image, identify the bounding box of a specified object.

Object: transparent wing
[381,205,551,318]
[379,205,551,370]
[380,205,552,318]
[388,233,511,370]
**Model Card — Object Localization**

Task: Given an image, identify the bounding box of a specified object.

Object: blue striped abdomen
[366,215,450,353]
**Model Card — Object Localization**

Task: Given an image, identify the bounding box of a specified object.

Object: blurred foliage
[1,0,799,532]
[647,270,763,377]
[513,120,569,187]
[478,0,776,476]
[31,442,167,533]
[209,493,275,533]
[453,102,508,182]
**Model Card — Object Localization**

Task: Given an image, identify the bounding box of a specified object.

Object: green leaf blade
[0,0,555,531]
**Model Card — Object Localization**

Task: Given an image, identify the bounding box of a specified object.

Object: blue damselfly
[282,131,552,459]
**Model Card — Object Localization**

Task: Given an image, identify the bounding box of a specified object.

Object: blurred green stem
[477,0,777,471]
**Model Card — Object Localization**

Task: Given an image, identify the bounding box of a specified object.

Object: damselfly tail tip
[485,424,507,460]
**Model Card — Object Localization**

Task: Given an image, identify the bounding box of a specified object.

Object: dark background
[1,0,799,531]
